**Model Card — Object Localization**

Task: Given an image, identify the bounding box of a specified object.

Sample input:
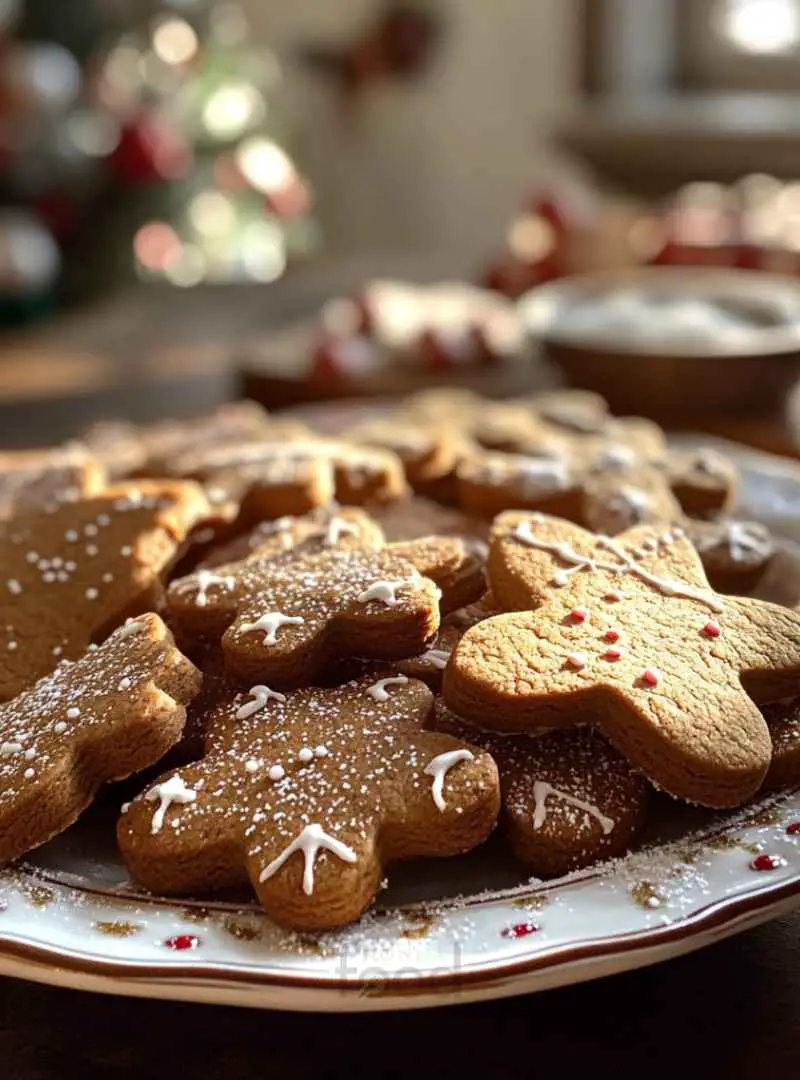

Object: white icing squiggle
[514,521,724,613]
[532,780,614,835]
[357,578,416,606]
[420,649,451,670]
[257,823,357,894]
[324,517,359,545]
[186,570,235,608]
[424,749,475,812]
[366,675,409,701]
[239,612,305,644]
[145,775,196,835]
[236,685,287,720]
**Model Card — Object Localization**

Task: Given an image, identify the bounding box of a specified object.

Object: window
[682,0,800,88]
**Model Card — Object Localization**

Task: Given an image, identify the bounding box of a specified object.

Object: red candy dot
[750,854,787,872]
[569,608,587,623]
[501,922,539,939]
[604,629,620,643]
[641,669,660,687]
[702,622,721,638]
[163,934,200,951]
[604,648,623,661]
[786,821,800,835]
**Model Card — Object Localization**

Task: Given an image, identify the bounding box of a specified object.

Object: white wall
[246,0,578,264]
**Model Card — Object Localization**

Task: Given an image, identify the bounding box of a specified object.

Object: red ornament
[750,853,787,872]
[162,934,200,950]
[702,622,721,638]
[501,922,539,939]
[786,821,800,835]
[110,114,192,184]
[604,629,620,643]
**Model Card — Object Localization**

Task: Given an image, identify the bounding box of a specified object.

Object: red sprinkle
[750,854,787,872]
[641,669,660,687]
[786,821,800,835]
[604,629,620,643]
[162,934,200,951]
[569,608,587,623]
[501,922,539,939]
[702,622,721,638]
[604,648,623,661]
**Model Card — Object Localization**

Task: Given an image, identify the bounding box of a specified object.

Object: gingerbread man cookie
[118,675,499,929]
[0,480,210,702]
[436,705,649,877]
[167,536,484,686]
[444,511,800,807]
[0,612,200,863]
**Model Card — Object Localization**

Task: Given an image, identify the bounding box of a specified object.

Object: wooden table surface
[1,267,799,1075]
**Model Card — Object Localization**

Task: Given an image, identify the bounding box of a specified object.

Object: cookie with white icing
[664,447,737,519]
[199,505,385,570]
[0,612,200,864]
[435,705,649,877]
[118,675,499,930]
[685,518,774,595]
[443,510,800,808]
[167,536,484,686]
[0,480,210,702]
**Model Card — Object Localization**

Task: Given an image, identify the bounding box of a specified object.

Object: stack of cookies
[0,393,797,931]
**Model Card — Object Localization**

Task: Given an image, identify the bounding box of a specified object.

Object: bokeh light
[235,137,295,193]
[203,82,264,139]
[152,18,198,66]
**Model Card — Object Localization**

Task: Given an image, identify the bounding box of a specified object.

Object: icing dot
[86,545,98,556]
[551,571,569,588]
[51,558,63,569]
[66,707,80,719]
[314,745,329,758]
[23,768,35,780]
[604,648,623,661]
[97,514,111,526]
[25,551,39,563]
[244,759,261,774]
[102,572,114,583]
[121,546,132,556]
[566,651,588,670]
[672,527,685,539]
[702,621,721,638]
[641,668,661,687]
[65,530,78,543]
[604,629,620,643]
[42,573,56,584]
[84,524,98,537]
[24,747,36,760]
[118,677,132,691]
[7,642,17,651]
[298,747,314,763]
[569,607,587,623]
[501,922,539,939]
[54,721,67,734]
[268,764,285,782]
[85,587,98,600]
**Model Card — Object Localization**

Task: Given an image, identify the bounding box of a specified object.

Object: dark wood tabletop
[2,912,799,1078]
[1,264,799,1077]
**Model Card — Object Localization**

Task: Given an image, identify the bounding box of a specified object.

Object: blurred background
[6,0,800,447]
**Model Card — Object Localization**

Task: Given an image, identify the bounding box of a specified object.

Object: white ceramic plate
[2,441,800,1012]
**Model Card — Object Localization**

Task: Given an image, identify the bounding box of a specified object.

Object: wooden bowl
[520,267,800,424]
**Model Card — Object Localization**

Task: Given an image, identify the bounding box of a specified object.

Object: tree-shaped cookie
[0,481,210,701]
[118,675,500,929]
[444,510,800,807]
[0,613,200,863]
[167,535,485,685]
[435,704,648,877]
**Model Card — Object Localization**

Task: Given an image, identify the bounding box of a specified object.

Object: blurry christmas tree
[0,0,319,325]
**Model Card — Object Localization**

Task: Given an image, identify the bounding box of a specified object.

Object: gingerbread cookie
[760,699,800,794]
[371,496,489,543]
[527,389,610,435]
[435,705,649,877]
[392,625,465,690]
[0,443,106,518]
[167,536,483,686]
[344,418,459,490]
[0,480,210,701]
[118,675,500,929]
[581,466,683,536]
[665,447,737,519]
[0,612,200,864]
[444,511,800,807]
[199,506,385,569]
[457,448,581,521]
[81,420,146,480]
[685,518,774,595]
